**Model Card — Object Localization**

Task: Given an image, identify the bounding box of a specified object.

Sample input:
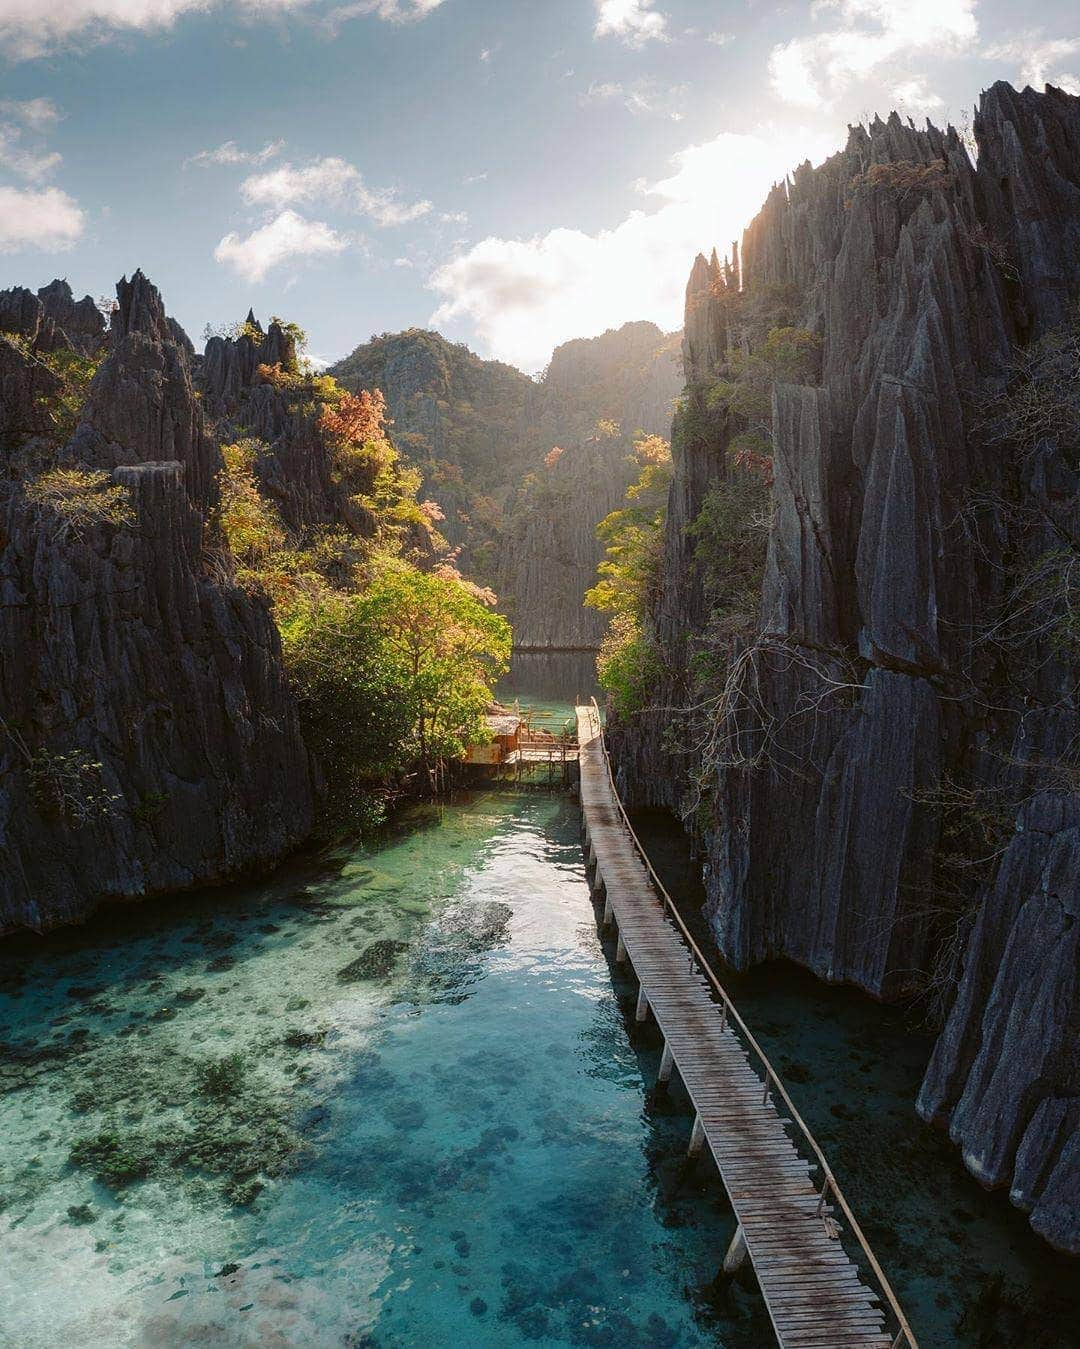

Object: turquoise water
[0,790,770,1348]
[2,655,1076,1349]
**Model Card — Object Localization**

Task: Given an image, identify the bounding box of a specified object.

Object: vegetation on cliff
[209,322,511,826]
[330,322,682,645]
[585,433,671,715]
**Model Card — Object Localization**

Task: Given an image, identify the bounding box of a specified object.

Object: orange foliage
[319,388,388,446]
[256,362,291,389]
[732,440,773,487]
[434,548,498,606]
[544,445,565,469]
[634,434,670,466]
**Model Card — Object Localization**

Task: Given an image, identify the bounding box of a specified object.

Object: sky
[0,1,1077,372]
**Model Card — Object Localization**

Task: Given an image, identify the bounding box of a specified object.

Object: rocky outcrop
[331,322,682,645]
[199,315,365,535]
[330,327,534,562]
[70,272,222,511]
[502,323,682,649]
[0,279,104,356]
[609,84,1079,1249]
[0,275,316,934]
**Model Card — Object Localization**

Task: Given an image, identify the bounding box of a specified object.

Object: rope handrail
[587,698,918,1349]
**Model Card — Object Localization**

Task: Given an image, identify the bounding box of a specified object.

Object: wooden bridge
[575,703,918,1349]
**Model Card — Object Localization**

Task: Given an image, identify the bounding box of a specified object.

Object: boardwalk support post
[635,986,649,1022]
[615,933,627,963]
[658,1041,674,1085]
[723,1225,748,1275]
[688,1115,705,1158]
[602,893,613,925]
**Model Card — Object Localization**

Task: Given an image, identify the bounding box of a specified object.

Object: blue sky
[0,1,1077,370]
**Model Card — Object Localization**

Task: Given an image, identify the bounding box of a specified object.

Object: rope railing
[586,699,918,1349]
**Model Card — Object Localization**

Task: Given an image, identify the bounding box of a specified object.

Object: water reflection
[497,648,601,708]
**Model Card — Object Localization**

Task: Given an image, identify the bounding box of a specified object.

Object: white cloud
[594,0,667,48]
[240,155,431,226]
[983,32,1080,95]
[0,97,61,129]
[0,96,64,181]
[582,77,687,119]
[184,138,284,168]
[0,185,84,252]
[892,76,945,115]
[707,31,734,47]
[769,0,977,109]
[0,127,61,180]
[214,209,349,282]
[0,0,440,60]
[0,0,214,59]
[429,124,838,372]
[324,0,445,27]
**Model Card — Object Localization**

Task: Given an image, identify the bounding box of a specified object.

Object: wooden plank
[576,707,911,1349]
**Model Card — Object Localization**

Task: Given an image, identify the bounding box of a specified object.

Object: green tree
[585,434,672,715]
[358,566,511,785]
[278,591,415,830]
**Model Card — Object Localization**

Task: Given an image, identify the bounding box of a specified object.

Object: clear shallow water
[0,790,770,1348]
[3,655,1077,1349]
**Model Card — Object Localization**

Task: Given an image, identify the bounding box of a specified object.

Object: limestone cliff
[0,276,316,934]
[500,322,682,649]
[331,322,681,645]
[608,84,1079,1251]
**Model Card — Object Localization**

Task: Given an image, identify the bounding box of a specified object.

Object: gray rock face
[609,84,1079,1249]
[0,275,316,934]
[331,321,682,646]
[500,322,682,649]
[0,280,105,356]
[198,316,365,535]
[70,271,221,511]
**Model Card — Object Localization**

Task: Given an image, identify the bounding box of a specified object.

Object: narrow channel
[0,660,765,1347]
[1,654,1075,1347]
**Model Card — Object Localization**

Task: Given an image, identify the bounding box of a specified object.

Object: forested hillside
[331,322,681,644]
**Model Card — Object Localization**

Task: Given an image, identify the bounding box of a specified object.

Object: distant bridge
[576,703,917,1349]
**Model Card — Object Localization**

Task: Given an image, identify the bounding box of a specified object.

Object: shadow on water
[497,648,602,709]
[629,806,1080,1349]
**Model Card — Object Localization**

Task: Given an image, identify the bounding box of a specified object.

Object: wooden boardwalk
[576,705,916,1349]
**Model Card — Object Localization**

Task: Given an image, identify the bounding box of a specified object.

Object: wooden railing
[588,699,918,1349]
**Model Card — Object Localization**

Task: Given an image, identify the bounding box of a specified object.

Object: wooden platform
[503,745,579,765]
[576,705,914,1349]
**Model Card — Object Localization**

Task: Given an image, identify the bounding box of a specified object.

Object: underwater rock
[336,939,410,982]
